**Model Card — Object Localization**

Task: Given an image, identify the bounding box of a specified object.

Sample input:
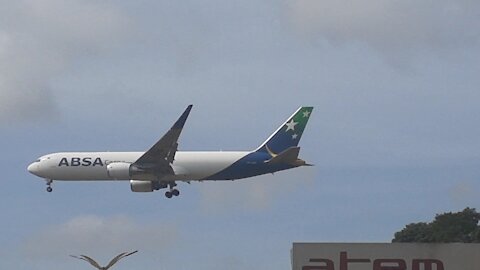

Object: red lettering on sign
[373,259,406,270]
[412,259,444,270]
[301,252,446,270]
[302,258,334,270]
[340,251,371,270]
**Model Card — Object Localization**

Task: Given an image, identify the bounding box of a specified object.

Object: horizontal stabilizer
[267,146,300,165]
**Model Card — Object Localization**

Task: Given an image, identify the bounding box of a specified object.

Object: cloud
[448,181,477,207]
[0,0,130,126]
[288,0,480,62]
[198,166,315,212]
[22,215,178,260]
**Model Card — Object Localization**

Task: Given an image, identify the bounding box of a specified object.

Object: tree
[392,208,480,243]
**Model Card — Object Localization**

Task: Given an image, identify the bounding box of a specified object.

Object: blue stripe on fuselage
[203,151,296,180]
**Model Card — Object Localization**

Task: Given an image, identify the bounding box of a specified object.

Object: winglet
[173,104,193,129]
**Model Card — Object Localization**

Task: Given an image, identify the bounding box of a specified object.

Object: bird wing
[70,255,103,269]
[104,250,138,269]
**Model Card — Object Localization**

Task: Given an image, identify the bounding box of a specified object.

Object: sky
[1,0,480,269]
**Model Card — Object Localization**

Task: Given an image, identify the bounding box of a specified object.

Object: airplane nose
[27,163,40,175]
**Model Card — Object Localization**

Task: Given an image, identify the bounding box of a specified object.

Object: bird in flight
[70,250,138,270]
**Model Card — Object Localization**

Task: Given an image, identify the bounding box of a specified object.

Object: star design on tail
[285,119,298,131]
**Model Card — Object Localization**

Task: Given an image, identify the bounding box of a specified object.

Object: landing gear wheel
[172,189,180,196]
[45,179,53,193]
[165,191,173,198]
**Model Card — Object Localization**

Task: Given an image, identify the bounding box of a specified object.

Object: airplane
[27,105,313,198]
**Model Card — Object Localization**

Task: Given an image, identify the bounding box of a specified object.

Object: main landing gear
[165,182,180,198]
[45,179,53,192]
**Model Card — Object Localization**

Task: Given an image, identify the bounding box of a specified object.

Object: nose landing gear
[45,179,53,192]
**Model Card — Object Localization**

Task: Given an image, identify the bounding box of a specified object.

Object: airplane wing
[132,105,192,176]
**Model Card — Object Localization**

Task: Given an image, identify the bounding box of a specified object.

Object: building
[292,243,480,270]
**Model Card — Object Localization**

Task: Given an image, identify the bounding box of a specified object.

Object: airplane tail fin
[255,106,313,160]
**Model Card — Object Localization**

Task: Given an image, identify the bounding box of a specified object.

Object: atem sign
[291,243,480,270]
[303,251,443,270]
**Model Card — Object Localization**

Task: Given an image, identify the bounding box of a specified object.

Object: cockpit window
[35,159,41,162]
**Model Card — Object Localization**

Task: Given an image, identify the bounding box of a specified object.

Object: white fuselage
[28,151,251,182]
[26,105,312,196]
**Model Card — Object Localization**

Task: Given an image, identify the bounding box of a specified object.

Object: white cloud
[448,181,477,207]
[23,215,178,260]
[288,0,480,62]
[0,0,130,126]
[198,166,315,212]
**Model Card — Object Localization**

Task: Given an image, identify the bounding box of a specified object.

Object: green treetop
[392,207,480,243]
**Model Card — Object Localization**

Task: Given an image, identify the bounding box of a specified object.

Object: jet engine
[130,180,168,192]
[107,162,132,180]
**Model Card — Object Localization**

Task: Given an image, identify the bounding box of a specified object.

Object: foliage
[392,208,480,243]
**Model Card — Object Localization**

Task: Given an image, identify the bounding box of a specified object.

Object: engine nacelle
[130,180,168,192]
[107,162,132,180]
